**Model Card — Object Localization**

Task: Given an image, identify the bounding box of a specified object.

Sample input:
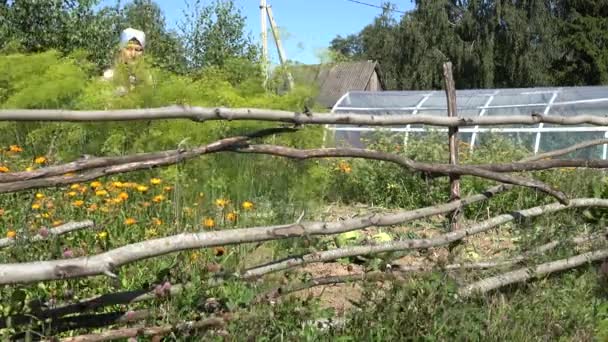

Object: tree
[180,0,258,70]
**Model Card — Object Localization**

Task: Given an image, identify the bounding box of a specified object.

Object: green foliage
[331,0,608,89]
[180,0,259,70]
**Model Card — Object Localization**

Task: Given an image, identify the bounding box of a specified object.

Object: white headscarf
[119,28,146,48]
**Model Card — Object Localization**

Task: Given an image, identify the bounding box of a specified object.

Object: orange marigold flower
[152,218,162,226]
[226,212,237,222]
[152,195,165,203]
[34,156,47,165]
[72,200,84,207]
[6,230,16,239]
[214,247,226,257]
[70,183,81,190]
[150,178,162,185]
[35,193,45,199]
[118,192,129,200]
[136,185,149,192]
[111,181,124,188]
[90,181,102,189]
[95,189,108,197]
[9,145,23,153]
[337,160,352,174]
[241,201,254,210]
[67,191,77,197]
[0,166,10,173]
[31,203,41,210]
[203,218,215,228]
[163,186,173,192]
[124,218,137,225]
[87,203,98,212]
[52,220,63,227]
[215,198,229,208]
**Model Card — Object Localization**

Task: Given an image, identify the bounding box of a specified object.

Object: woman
[103,28,147,94]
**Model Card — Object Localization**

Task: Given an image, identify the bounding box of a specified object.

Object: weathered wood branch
[444,62,462,231]
[54,316,226,342]
[0,221,95,249]
[459,248,608,297]
[2,106,608,127]
[235,145,568,203]
[0,185,511,285]
[393,230,606,272]
[522,138,608,162]
[241,198,608,278]
[0,128,297,194]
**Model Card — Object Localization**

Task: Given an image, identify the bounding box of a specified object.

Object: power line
[344,0,407,14]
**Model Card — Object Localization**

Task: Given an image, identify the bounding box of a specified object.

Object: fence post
[443,62,461,231]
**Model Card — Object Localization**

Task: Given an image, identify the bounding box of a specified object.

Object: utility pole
[262,2,294,91]
[260,0,268,84]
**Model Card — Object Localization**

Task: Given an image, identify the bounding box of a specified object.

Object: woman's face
[121,40,143,63]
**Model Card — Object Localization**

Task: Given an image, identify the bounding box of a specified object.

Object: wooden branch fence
[1,76,608,339]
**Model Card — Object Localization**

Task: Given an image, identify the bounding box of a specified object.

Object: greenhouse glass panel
[329,86,608,160]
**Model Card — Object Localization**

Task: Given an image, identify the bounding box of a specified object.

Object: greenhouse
[329,86,608,159]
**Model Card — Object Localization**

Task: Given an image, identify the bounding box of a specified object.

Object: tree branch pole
[0,185,512,285]
[241,198,608,278]
[521,138,608,162]
[459,248,608,297]
[0,221,95,249]
[234,145,568,204]
[53,317,226,342]
[0,128,296,194]
[443,62,461,230]
[2,106,608,127]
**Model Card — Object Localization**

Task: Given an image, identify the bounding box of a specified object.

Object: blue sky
[99,0,413,65]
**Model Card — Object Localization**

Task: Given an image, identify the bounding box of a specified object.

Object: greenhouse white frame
[329,86,608,159]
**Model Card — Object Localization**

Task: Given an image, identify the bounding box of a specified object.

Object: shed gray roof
[316,60,382,107]
[281,60,383,108]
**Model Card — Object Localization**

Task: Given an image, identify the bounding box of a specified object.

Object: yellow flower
[72,200,84,207]
[337,160,352,173]
[163,186,173,192]
[136,185,149,192]
[87,203,98,212]
[25,166,34,172]
[67,191,77,197]
[35,193,45,199]
[111,197,123,204]
[203,218,215,228]
[95,189,108,197]
[242,201,254,210]
[41,212,51,218]
[97,231,108,239]
[34,156,47,165]
[215,198,229,208]
[226,212,237,222]
[150,178,162,185]
[118,192,129,200]
[70,183,81,190]
[52,220,63,227]
[0,166,9,173]
[111,181,124,188]
[145,228,158,238]
[190,251,200,262]
[31,203,41,210]
[6,230,16,239]
[8,145,22,153]
[90,181,102,189]
[124,218,137,225]
[152,218,162,226]
[152,195,165,203]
